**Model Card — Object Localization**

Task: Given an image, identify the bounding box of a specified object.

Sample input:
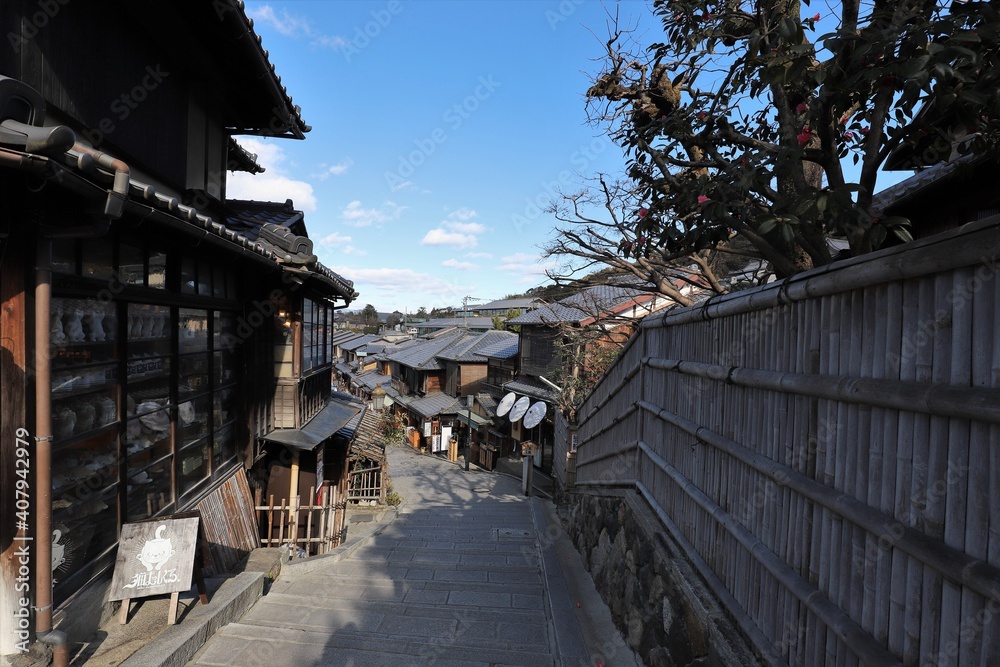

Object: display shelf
[52,421,120,451]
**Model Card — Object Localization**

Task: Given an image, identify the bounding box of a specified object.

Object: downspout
[71,144,129,218]
[34,239,68,666]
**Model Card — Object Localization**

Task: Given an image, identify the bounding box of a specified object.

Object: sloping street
[186,445,635,667]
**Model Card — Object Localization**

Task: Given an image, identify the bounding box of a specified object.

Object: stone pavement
[186,445,639,667]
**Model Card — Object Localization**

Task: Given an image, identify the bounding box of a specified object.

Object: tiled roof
[341,335,381,352]
[476,392,499,417]
[354,372,391,391]
[503,377,559,403]
[872,153,980,213]
[475,336,519,359]
[508,284,653,325]
[386,330,466,370]
[408,393,462,418]
[225,199,306,240]
[418,317,496,331]
[473,298,544,311]
[331,331,364,347]
[436,331,518,363]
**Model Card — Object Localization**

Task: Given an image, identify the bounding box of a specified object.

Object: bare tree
[582,1,1000,278]
[543,175,769,306]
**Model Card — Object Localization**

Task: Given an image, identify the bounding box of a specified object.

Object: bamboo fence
[254,484,345,557]
[568,215,1000,666]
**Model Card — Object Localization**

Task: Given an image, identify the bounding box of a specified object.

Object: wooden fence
[570,215,1000,666]
[254,484,345,556]
[348,464,385,504]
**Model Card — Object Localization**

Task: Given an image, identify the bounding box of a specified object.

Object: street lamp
[371,385,386,411]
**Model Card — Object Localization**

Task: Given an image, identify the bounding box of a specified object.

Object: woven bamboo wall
[572,215,1000,667]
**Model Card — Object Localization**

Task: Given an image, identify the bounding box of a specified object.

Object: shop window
[148,250,167,290]
[81,239,113,281]
[125,303,173,521]
[51,238,76,274]
[180,256,196,294]
[197,259,213,297]
[49,296,120,598]
[119,243,144,287]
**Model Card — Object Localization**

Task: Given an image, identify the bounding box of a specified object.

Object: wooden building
[0,1,356,657]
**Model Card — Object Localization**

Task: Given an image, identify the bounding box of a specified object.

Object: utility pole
[462,295,482,328]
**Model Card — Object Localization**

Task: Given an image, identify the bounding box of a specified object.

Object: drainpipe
[71,144,129,219]
[34,239,68,666]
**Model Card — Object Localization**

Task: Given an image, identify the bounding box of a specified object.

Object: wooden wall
[569,215,1000,667]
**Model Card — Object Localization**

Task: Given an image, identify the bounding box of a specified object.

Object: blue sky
[229,1,909,314]
[228,0,651,313]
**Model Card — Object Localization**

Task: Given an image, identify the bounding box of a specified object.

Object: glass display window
[179,308,209,352]
[81,239,113,281]
[126,455,173,522]
[119,243,144,287]
[148,250,167,290]
[52,429,119,584]
[51,239,77,275]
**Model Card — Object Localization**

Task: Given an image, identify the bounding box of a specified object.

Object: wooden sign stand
[112,511,210,626]
[118,557,208,625]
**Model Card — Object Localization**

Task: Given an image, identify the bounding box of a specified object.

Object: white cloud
[344,246,368,256]
[248,4,348,50]
[319,231,352,246]
[419,208,487,249]
[340,200,405,228]
[465,252,493,259]
[226,137,317,211]
[421,229,478,249]
[447,222,485,234]
[497,253,557,284]
[329,266,472,301]
[442,259,478,271]
[315,159,352,180]
[448,207,478,221]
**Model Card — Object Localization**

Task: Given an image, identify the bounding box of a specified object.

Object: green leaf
[779,222,794,244]
[869,224,887,248]
[757,217,778,235]
[891,226,914,243]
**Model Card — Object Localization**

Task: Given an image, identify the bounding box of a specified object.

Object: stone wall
[560,490,763,667]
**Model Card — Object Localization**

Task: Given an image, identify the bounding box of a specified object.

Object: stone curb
[119,571,265,667]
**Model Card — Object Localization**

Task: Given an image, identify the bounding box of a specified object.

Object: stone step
[190,621,554,667]
[270,573,548,601]
[252,591,547,626]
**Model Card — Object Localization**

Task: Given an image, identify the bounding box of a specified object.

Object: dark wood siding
[3,1,189,186]
[520,326,561,378]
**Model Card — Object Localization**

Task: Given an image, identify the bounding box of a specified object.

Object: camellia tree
[583,0,1000,278]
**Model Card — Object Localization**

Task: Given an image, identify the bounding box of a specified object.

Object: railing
[348,464,384,504]
[254,483,345,556]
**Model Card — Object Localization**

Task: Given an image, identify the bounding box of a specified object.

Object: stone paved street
[187,445,636,667]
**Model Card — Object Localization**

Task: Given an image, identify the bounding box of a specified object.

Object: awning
[455,412,492,429]
[261,398,362,451]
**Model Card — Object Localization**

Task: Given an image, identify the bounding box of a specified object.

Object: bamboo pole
[634,400,1000,600]
[638,445,901,665]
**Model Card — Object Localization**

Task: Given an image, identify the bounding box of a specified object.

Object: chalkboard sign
[109,516,199,602]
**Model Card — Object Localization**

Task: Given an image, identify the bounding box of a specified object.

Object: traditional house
[0,1,356,657]
[505,285,671,473]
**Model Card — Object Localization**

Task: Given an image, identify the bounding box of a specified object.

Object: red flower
[638,207,648,219]
[697,111,708,121]
[797,125,813,146]
[811,13,821,21]
[844,131,854,140]
[861,126,870,135]
[697,195,710,205]
[702,12,713,21]
[796,102,808,114]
